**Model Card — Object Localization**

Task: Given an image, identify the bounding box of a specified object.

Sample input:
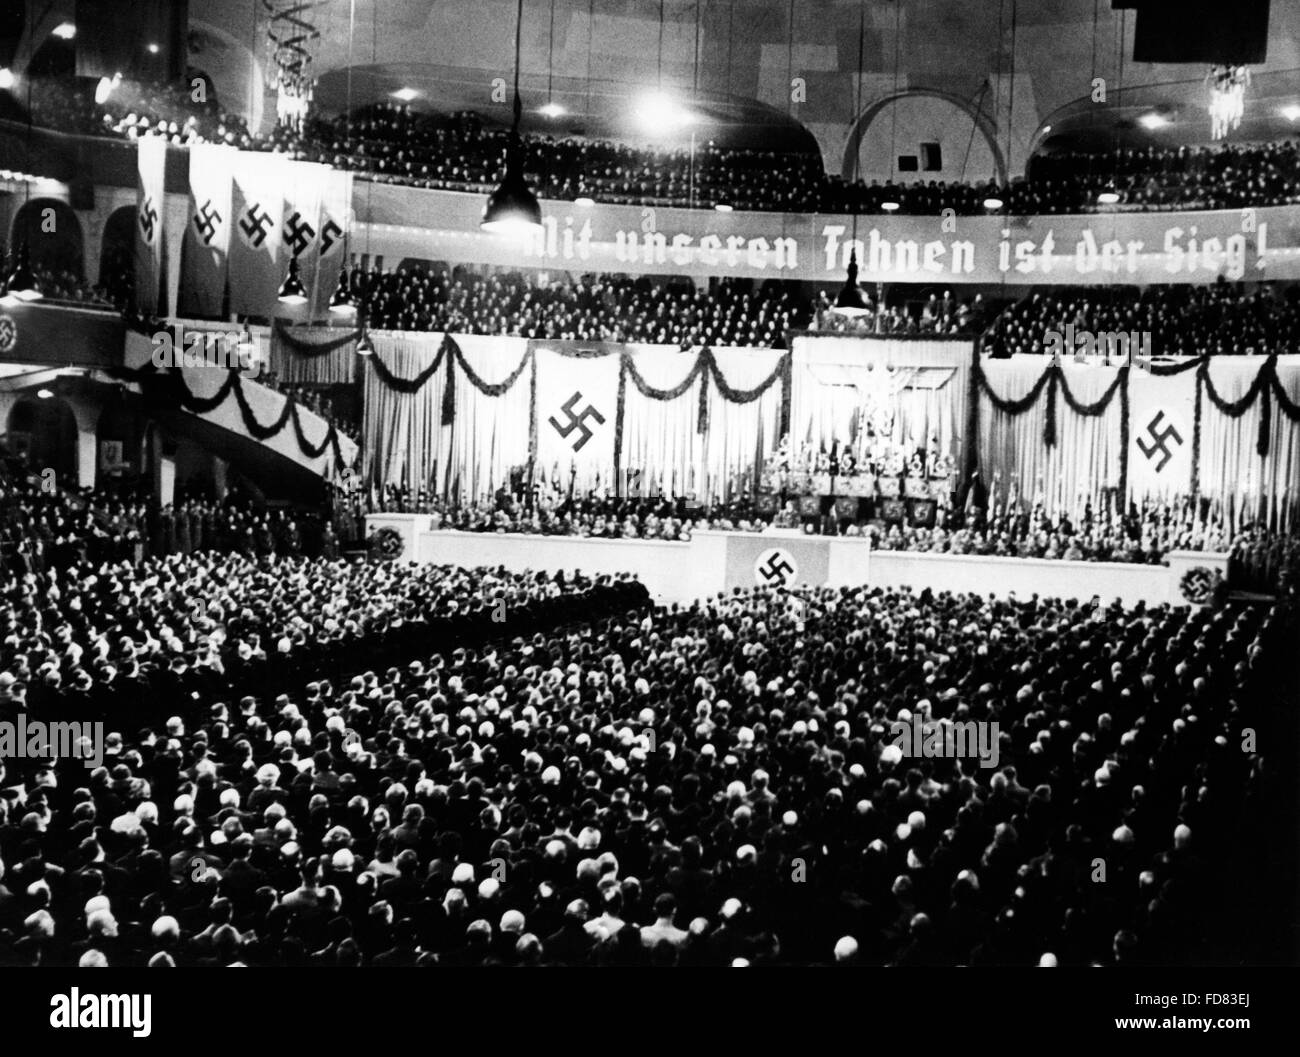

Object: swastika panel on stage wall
[533,348,622,495]
[724,534,829,593]
[754,547,798,588]
[1127,368,1197,501]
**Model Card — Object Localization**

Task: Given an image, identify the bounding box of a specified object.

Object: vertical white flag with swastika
[533,347,622,495]
[279,160,328,319]
[1128,366,1197,503]
[134,136,168,315]
[180,142,235,318]
[309,167,353,318]
[229,151,288,317]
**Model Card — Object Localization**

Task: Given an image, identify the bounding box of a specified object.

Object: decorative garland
[1179,565,1222,605]
[973,353,1300,502]
[128,360,354,472]
[273,320,364,356]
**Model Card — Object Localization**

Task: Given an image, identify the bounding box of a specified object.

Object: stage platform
[367,514,1229,608]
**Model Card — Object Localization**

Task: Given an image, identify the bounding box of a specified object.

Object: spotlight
[634,91,693,135]
[832,252,871,318]
[1138,112,1169,130]
[1096,189,1120,205]
[146,43,160,55]
[539,101,566,119]
[982,195,1004,211]
[95,74,121,105]
[714,203,733,213]
[390,88,419,102]
[0,68,15,91]
[1281,105,1300,122]
[880,199,900,213]
[355,330,375,356]
[277,257,308,305]
[37,388,54,400]
[52,22,76,40]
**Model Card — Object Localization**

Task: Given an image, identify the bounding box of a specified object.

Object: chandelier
[263,1,322,131]
[1207,64,1249,140]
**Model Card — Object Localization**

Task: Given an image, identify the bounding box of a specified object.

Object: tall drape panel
[1198,357,1300,531]
[706,347,786,499]
[790,335,971,464]
[270,325,359,384]
[977,359,1124,518]
[362,332,451,492]
[620,346,705,499]
[446,334,533,502]
[533,346,623,495]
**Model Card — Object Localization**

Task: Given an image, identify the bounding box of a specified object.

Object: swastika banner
[229,152,289,317]
[179,143,236,317]
[308,167,353,318]
[133,136,168,315]
[1127,366,1197,502]
[533,347,622,495]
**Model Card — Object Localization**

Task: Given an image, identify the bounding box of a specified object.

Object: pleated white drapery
[977,359,1124,518]
[270,326,359,384]
[362,335,787,503]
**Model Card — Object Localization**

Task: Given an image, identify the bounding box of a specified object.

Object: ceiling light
[37,388,54,400]
[539,101,566,118]
[95,76,116,104]
[147,43,160,55]
[52,22,76,40]
[832,252,871,318]
[714,203,733,213]
[0,68,15,91]
[355,331,374,356]
[1281,105,1300,122]
[880,199,900,213]
[1138,112,1169,130]
[634,91,694,135]
[1097,189,1120,205]
[483,0,543,236]
[329,268,356,315]
[6,243,40,301]
[277,256,308,305]
[390,88,419,102]
[983,195,1004,210]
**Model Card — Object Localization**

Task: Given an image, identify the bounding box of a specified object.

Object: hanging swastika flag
[533,347,621,495]
[180,143,236,317]
[134,136,168,315]
[229,151,289,317]
[1127,366,1197,502]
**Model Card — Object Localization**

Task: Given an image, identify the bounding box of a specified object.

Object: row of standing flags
[135,139,353,319]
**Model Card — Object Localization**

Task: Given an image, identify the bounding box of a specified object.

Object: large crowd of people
[984,281,1300,358]
[11,83,1300,216]
[0,571,1287,966]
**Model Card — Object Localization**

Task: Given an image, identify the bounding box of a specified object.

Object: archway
[6,394,77,481]
[100,205,136,308]
[841,88,1007,187]
[11,197,84,279]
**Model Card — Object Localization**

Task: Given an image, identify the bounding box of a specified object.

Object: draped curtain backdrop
[360,335,789,503]
[271,322,361,385]
[973,354,1300,530]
